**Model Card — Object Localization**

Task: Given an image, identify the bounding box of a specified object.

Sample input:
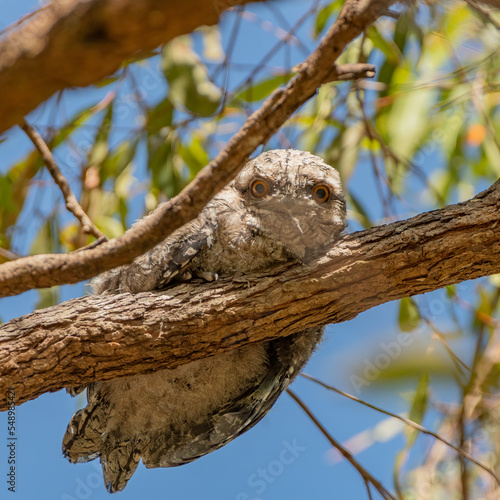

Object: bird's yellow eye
[312,184,331,203]
[250,179,270,198]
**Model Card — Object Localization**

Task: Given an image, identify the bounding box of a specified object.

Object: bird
[62,149,346,493]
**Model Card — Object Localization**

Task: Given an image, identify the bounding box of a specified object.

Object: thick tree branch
[1,180,499,410]
[0,0,264,136]
[0,0,393,297]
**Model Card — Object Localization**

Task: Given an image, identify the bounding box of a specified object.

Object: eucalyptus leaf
[162,38,221,116]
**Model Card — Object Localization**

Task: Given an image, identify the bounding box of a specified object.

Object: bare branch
[334,63,376,80]
[1,179,500,409]
[287,389,397,500]
[293,62,377,82]
[20,120,105,240]
[0,0,394,297]
[300,373,500,486]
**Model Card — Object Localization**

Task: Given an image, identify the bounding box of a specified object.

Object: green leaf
[30,220,52,256]
[347,193,373,229]
[94,102,114,147]
[233,73,292,103]
[178,135,209,178]
[87,103,114,171]
[405,372,429,446]
[393,449,407,499]
[384,85,436,163]
[377,11,413,91]
[35,287,59,310]
[199,26,224,62]
[30,216,61,256]
[313,1,342,38]
[336,124,363,181]
[147,130,188,198]
[95,216,125,239]
[147,97,174,134]
[367,26,403,66]
[162,37,221,116]
[399,297,421,332]
[50,99,115,151]
[0,149,46,249]
[94,75,120,88]
[100,139,139,184]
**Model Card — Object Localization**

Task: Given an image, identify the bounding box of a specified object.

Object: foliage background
[1,0,500,498]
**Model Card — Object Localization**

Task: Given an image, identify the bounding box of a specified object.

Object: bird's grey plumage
[62,149,346,493]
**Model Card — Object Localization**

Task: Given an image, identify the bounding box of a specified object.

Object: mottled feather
[62,149,346,492]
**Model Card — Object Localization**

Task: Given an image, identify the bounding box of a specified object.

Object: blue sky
[0,1,471,499]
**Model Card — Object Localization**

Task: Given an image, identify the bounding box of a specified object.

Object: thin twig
[365,479,374,500]
[451,291,500,328]
[74,235,109,253]
[300,373,500,486]
[287,388,397,500]
[20,120,106,241]
[458,388,470,500]
[232,0,322,91]
[410,296,471,374]
[0,248,21,261]
[465,0,500,30]
[356,85,393,219]
[423,317,471,374]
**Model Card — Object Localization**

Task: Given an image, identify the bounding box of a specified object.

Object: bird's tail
[62,394,109,464]
[63,394,143,493]
[101,437,142,493]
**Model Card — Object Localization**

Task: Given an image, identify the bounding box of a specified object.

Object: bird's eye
[250,179,270,198]
[312,184,331,203]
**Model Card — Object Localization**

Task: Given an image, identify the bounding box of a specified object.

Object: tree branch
[299,373,500,486]
[1,179,499,410]
[469,0,500,9]
[20,119,106,240]
[0,0,393,298]
[287,389,397,500]
[0,0,264,136]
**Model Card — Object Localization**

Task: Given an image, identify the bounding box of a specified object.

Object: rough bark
[472,0,500,8]
[0,0,393,298]
[0,0,264,136]
[1,179,500,410]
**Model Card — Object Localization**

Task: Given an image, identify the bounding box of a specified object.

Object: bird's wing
[142,328,323,468]
[62,386,110,463]
[91,215,216,294]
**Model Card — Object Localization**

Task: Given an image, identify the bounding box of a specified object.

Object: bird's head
[233,149,346,261]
